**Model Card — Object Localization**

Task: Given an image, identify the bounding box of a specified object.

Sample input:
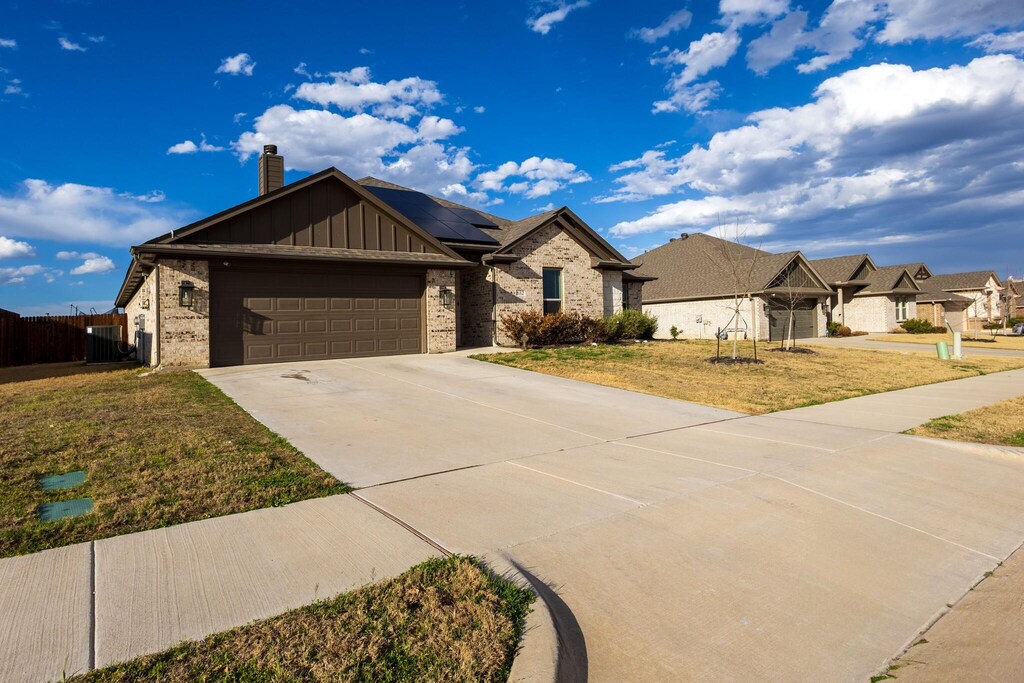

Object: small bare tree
[702,218,764,360]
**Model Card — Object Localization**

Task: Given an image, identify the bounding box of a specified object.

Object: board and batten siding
[181,178,441,255]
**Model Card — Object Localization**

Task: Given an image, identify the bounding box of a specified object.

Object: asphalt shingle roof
[926,271,1001,291]
[857,265,920,294]
[631,233,805,301]
[808,254,870,284]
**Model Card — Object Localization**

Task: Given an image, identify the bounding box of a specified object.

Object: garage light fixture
[178,280,196,308]
[821,300,830,314]
[440,286,455,308]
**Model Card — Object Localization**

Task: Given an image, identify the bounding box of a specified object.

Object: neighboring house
[914,287,971,332]
[843,265,922,332]
[1008,278,1024,318]
[810,255,929,332]
[632,233,833,341]
[923,271,1004,324]
[115,146,640,368]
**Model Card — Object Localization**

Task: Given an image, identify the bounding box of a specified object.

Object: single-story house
[115,146,641,368]
[914,287,971,332]
[922,271,1004,324]
[1008,278,1024,318]
[632,233,832,341]
[809,255,928,332]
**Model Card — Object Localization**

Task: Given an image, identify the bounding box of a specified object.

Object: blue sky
[1,0,1023,315]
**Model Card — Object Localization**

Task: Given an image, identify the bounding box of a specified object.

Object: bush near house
[900,318,946,334]
[499,309,658,348]
[1009,317,1024,327]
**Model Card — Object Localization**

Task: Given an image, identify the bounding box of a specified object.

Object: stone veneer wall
[426,269,457,353]
[124,268,158,366]
[157,259,210,367]
[644,296,770,340]
[492,223,605,346]
[843,295,914,333]
[625,282,643,310]
[458,265,493,347]
[602,271,624,317]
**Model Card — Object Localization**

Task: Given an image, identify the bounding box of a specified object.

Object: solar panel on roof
[449,206,499,228]
[364,186,499,245]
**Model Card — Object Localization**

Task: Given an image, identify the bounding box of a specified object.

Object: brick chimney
[258,144,284,195]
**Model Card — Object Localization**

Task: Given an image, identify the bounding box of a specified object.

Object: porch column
[837,287,845,323]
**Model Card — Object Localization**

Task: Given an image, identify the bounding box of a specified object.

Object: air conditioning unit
[86,325,122,364]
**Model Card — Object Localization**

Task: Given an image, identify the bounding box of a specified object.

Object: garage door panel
[210,266,424,367]
[768,300,818,342]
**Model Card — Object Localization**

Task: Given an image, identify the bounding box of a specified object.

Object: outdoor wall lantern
[440,286,455,308]
[821,300,831,314]
[178,280,196,308]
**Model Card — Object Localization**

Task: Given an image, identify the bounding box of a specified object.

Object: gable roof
[854,265,922,295]
[631,233,830,302]
[358,178,633,266]
[926,270,1002,291]
[888,262,934,280]
[916,286,973,304]
[808,254,876,285]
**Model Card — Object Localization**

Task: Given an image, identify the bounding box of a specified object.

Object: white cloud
[293,67,443,119]
[798,0,882,73]
[234,105,472,195]
[474,156,591,198]
[970,31,1024,55]
[474,105,486,113]
[0,264,43,285]
[0,38,16,49]
[293,62,312,79]
[0,236,34,259]
[528,1,591,35]
[652,30,742,112]
[70,255,115,275]
[216,52,255,76]
[4,84,23,95]
[56,250,100,260]
[0,179,191,246]
[747,11,808,74]
[439,183,494,206]
[85,34,105,43]
[719,0,789,28]
[58,37,86,52]
[878,0,1024,44]
[631,9,693,43]
[607,56,1024,246]
[166,135,225,154]
[233,112,247,123]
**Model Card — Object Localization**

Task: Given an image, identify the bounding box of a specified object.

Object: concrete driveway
[202,355,1024,682]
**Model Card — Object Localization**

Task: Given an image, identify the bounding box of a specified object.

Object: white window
[895,296,910,322]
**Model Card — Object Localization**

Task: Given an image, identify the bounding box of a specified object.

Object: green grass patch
[74,556,534,683]
[0,367,349,558]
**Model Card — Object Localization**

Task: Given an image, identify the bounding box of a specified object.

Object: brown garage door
[210,264,424,367]
[768,299,818,342]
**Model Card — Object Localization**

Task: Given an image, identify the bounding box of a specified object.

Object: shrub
[670,325,680,340]
[608,309,658,340]
[1009,316,1024,327]
[836,325,853,337]
[983,322,1003,330]
[851,330,869,336]
[900,318,946,334]
[826,321,842,336]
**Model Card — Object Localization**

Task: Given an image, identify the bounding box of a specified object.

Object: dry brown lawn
[473,341,1024,414]
[910,395,1024,447]
[75,556,533,683]
[0,367,348,558]
[874,332,1024,351]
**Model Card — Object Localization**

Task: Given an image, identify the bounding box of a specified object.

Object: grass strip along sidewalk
[0,366,348,558]
[74,556,533,683]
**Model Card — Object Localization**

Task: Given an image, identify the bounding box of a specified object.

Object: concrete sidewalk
[0,495,436,683]
[804,334,1024,358]
[771,367,1024,432]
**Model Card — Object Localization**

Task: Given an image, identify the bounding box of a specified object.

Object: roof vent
[258,145,284,196]
[679,232,689,240]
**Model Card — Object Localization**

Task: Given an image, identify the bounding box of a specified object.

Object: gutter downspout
[152,260,161,369]
[482,255,498,346]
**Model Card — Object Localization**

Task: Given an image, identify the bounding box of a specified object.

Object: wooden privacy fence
[0,309,128,367]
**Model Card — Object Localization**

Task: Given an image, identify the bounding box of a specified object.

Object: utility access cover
[39,470,87,491]
[38,498,93,522]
